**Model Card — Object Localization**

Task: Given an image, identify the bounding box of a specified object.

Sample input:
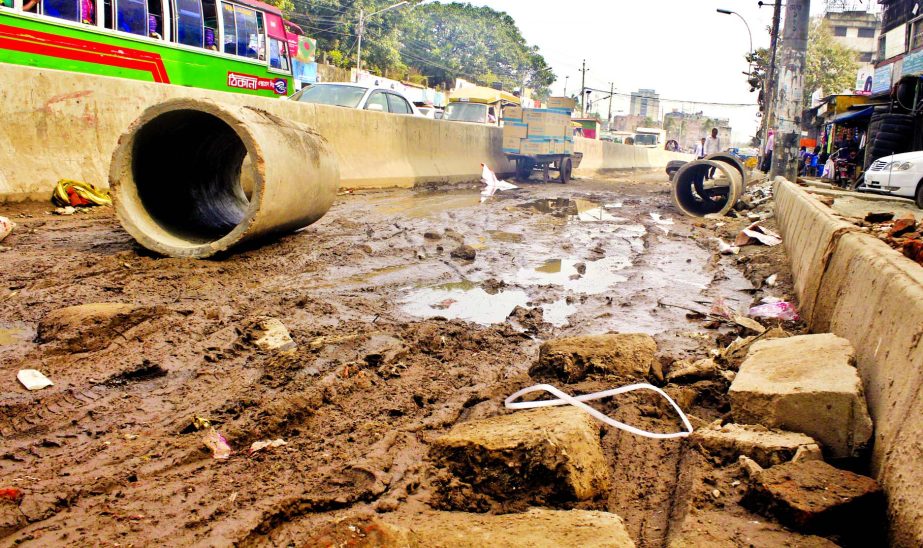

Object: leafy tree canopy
[283,1,554,96]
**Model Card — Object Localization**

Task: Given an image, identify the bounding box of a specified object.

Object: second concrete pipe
[672,158,743,217]
[109,98,339,258]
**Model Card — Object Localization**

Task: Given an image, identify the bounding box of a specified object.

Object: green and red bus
[0,0,301,96]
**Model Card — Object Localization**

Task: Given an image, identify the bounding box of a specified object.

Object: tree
[804,18,859,106]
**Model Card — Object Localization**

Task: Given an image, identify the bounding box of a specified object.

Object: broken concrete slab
[742,460,884,540]
[247,317,296,352]
[429,407,610,511]
[729,333,872,459]
[37,302,165,353]
[530,333,656,382]
[691,423,821,468]
[308,509,636,547]
[666,357,718,383]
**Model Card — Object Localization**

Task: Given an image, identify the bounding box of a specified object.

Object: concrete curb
[773,179,923,547]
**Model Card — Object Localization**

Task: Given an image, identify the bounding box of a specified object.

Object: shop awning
[831,106,873,125]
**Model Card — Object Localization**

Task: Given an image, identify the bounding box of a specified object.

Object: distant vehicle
[857,151,923,207]
[445,86,520,126]
[289,82,422,116]
[633,127,665,148]
[417,106,444,119]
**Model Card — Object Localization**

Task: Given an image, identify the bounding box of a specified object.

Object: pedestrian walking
[695,137,706,159]
[760,129,774,172]
[704,128,720,178]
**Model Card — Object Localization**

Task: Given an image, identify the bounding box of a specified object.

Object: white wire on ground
[504,383,694,439]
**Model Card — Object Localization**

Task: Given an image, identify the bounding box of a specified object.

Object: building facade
[823,9,881,94]
[662,111,731,153]
[872,0,923,95]
[629,89,660,119]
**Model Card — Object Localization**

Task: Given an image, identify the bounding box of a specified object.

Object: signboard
[855,65,874,94]
[902,48,923,76]
[884,24,907,60]
[227,72,288,95]
[295,36,316,64]
[292,61,317,84]
[871,63,893,95]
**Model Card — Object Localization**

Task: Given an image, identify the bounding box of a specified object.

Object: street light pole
[355,1,408,82]
[564,75,569,96]
[579,59,587,117]
[716,8,753,66]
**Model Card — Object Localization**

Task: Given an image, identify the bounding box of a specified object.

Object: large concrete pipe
[672,159,742,217]
[704,152,746,182]
[109,98,339,258]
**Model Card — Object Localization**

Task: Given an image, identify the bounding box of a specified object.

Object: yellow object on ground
[52,179,112,207]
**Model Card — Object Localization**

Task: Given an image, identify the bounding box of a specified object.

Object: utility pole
[355,8,364,82]
[760,0,783,152]
[563,75,569,96]
[607,82,614,126]
[579,59,588,117]
[770,0,810,181]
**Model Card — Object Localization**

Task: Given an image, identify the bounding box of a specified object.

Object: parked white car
[859,151,923,208]
[289,82,423,116]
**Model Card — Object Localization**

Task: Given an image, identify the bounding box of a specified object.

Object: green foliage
[804,18,859,105]
[284,1,553,95]
[263,0,294,12]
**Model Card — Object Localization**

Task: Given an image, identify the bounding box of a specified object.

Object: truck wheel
[558,158,572,183]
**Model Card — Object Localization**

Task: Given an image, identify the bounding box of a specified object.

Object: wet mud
[0,171,817,546]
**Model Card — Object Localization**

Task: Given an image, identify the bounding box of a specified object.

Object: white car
[859,151,923,208]
[289,82,423,116]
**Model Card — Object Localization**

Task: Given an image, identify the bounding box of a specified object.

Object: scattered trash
[249,438,287,455]
[604,201,623,208]
[51,179,112,208]
[0,216,14,243]
[709,297,736,319]
[17,369,54,391]
[0,488,24,502]
[54,206,76,216]
[733,315,766,334]
[505,383,694,439]
[735,222,782,247]
[479,164,518,202]
[716,238,740,255]
[764,274,778,287]
[748,301,799,321]
[203,427,232,459]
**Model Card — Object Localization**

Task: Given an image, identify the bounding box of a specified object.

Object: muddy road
[0,171,824,546]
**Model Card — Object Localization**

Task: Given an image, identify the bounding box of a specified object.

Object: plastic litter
[54,206,76,216]
[505,383,694,439]
[203,427,232,459]
[249,438,287,455]
[764,273,778,287]
[51,179,112,208]
[0,216,14,243]
[735,222,782,247]
[17,369,54,391]
[479,164,518,202]
[748,301,799,321]
[716,238,740,255]
[0,488,23,502]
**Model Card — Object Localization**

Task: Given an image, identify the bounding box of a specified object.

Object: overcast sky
[458,0,837,143]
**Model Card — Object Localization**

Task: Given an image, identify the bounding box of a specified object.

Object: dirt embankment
[0,172,835,546]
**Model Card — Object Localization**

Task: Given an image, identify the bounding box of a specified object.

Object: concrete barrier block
[691,423,820,467]
[530,333,656,382]
[743,460,884,539]
[729,334,872,459]
[429,407,610,511]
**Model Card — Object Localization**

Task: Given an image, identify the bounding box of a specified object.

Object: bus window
[103,0,113,28]
[202,0,217,49]
[116,0,147,35]
[234,6,258,59]
[174,0,203,47]
[42,0,80,21]
[147,0,163,38]
[268,38,289,71]
[220,2,235,54]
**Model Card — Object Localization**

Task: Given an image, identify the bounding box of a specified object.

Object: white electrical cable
[504,383,694,440]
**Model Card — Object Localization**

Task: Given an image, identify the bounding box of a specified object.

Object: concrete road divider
[773,178,923,547]
[110,99,338,258]
[0,65,689,200]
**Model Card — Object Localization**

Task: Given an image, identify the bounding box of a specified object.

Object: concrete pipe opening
[110,99,339,258]
[672,159,742,217]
